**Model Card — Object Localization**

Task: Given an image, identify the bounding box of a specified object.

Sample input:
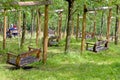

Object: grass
[0,35,120,80]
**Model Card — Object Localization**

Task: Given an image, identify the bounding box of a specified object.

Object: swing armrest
[7,52,17,62]
[28,46,36,51]
[86,42,95,45]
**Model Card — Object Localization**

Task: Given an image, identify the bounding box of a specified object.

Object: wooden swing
[7,47,41,67]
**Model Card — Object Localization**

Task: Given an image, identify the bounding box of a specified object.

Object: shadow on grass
[5,65,39,70]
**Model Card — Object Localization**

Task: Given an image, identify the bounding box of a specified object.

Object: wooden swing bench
[86,40,108,52]
[48,36,59,47]
[6,47,41,67]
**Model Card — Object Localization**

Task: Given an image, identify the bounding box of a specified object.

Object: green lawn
[0,36,120,80]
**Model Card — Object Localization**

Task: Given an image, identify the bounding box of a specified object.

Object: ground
[0,35,120,80]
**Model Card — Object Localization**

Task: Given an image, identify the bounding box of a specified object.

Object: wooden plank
[13,0,52,6]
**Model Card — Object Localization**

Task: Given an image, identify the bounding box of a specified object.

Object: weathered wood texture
[7,47,41,67]
[12,0,52,6]
[86,40,108,52]
[48,36,58,46]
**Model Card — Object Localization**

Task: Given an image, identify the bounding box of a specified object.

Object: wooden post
[58,11,62,42]
[106,9,112,42]
[43,3,49,64]
[3,9,7,49]
[81,5,87,52]
[93,12,96,38]
[76,14,79,40]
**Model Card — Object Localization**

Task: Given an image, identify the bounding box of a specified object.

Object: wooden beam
[79,16,83,19]
[55,9,64,13]
[87,6,112,12]
[12,0,52,6]
[0,9,16,13]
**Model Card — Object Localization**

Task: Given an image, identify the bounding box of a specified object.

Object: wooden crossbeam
[12,0,52,6]
[0,9,16,13]
[87,6,112,12]
[55,9,64,13]
[79,16,83,19]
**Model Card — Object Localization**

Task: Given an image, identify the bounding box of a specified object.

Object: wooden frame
[81,5,112,52]
[2,0,53,64]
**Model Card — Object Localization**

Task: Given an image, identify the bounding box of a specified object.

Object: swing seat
[48,36,59,46]
[86,40,108,52]
[6,47,41,67]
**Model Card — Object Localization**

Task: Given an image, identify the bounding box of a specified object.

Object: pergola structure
[81,5,112,52]
[2,0,53,64]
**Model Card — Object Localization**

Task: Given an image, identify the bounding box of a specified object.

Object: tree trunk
[30,9,34,43]
[76,14,79,40]
[115,5,119,45]
[20,11,26,48]
[71,17,74,36]
[43,4,49,64]
[65,0,74,52]
[17,10,22,48]
[3,9,7,49]
[36,8,41,47]
[81,5,87,52]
